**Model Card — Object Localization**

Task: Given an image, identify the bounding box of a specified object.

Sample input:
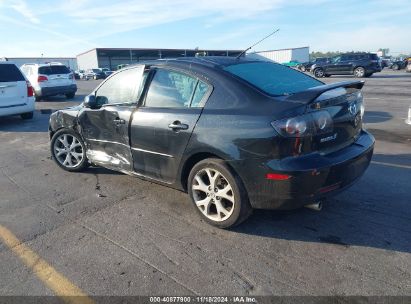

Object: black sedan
[49,57,374,228]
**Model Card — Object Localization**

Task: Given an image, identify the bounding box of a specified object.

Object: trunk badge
[320,133,338,143]
[348,103,357,115]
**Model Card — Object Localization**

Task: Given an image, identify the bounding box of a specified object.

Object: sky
[0,0,410,57]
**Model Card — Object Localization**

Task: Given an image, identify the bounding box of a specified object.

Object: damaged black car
[49,57,374,228]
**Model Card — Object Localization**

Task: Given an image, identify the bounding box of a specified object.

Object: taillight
[26,81,34,97]
[266,173,291,180]
[38,75,48,82]
[271,110,333,137]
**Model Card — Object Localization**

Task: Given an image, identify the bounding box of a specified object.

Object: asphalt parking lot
[0,70,410,297]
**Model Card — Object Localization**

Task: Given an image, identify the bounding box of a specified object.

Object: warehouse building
[249,47,309,64]
[77,48,243,70]
[1,57,77,70]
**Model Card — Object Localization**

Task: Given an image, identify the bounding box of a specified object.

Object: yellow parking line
[371,161,411,170]
[0,225,94,304]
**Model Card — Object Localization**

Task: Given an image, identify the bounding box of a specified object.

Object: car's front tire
[188,158,252,228]
[21,112,34,119]
[391,64,399,70]
[313,68,325,78]
[354,67,366,78]
[50,129,88,172]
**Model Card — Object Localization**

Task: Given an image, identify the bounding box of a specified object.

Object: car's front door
[78,65,146,172]
[130,67,212,184]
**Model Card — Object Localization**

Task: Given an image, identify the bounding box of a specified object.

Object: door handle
[168,121,189,131]
[113,118,126,124]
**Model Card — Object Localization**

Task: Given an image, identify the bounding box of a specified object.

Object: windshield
[92,69,101,73]
[223,61,322,96]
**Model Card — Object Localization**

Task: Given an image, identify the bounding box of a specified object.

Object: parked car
[84,69,106,80]
[311,53,382,78]
[380,57,392,68]
[20,63,77,101]
[117,64,129,70]
[406,61,411,73]
[49,57,374,228]
[76,70,85,79]
[390,58,409,70]
[72,70,80,80]
[100,68,113,77]
[297,57,330,72]
[0,61,35,119]
[282,60,300,67]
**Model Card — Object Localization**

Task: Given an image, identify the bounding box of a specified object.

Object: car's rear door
[0,63,27,109]
[78,65,146,172]
[130,67,212,183]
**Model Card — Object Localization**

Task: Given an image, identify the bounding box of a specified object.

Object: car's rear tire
[313,68,325,78]
[50,129,88,172]
[66,92,75,99]
[301,66,306,72]
[188,158,252,228]
[354,67,366,78]
[21,112,34,119]
[392,64,399,70]
[93,75,97,80]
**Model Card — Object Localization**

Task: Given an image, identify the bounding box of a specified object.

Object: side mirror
[83,94,97,108]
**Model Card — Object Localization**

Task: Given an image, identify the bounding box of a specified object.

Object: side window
[95,66,145,106]
[145,69,197,108]
[191,81,210,107]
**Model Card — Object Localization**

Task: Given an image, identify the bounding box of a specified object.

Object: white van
[0,61,35,119]
[20,63,77,101]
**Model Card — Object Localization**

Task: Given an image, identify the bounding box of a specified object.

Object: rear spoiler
[286,80,365,104]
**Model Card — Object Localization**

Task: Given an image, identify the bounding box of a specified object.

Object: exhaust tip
[305,201,323,211]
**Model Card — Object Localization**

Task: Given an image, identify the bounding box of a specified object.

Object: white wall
[76,49,98,71]
[291,47,309,63]
[6,57,77,70]
[250,47,310,63]
[251,50,292,63]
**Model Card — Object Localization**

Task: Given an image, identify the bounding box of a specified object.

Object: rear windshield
[0,64,25,82]
[38,65,70,75]
[224,62,322,96]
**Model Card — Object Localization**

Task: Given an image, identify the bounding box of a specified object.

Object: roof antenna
[236,28,280,59]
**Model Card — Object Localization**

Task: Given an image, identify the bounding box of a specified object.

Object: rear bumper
[231,130,375,210]
[0,98,35,117]
[36,84,77,97]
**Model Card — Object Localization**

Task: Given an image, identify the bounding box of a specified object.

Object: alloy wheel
[192,168,235,222]
[314,69,324,78]
[354,67,365,77]
[53,134,84,168]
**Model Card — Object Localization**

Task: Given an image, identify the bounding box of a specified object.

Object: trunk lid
[287,80,365,154]
[38,65,73,87]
